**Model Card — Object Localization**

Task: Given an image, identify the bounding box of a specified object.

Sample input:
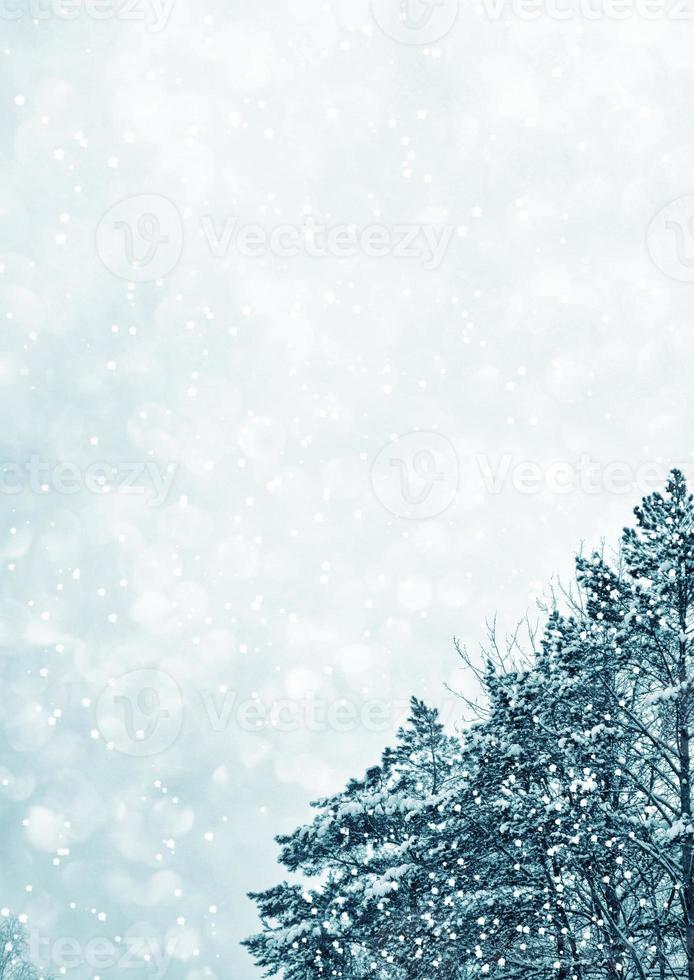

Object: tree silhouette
[245,471,694,979]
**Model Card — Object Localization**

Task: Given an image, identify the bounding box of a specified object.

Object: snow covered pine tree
[0,918,50,980]
[245,470,694,980]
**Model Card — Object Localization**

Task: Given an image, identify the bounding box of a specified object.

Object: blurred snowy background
[1,0,694,977]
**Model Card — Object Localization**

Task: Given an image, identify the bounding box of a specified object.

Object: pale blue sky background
[1,2,693,979]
